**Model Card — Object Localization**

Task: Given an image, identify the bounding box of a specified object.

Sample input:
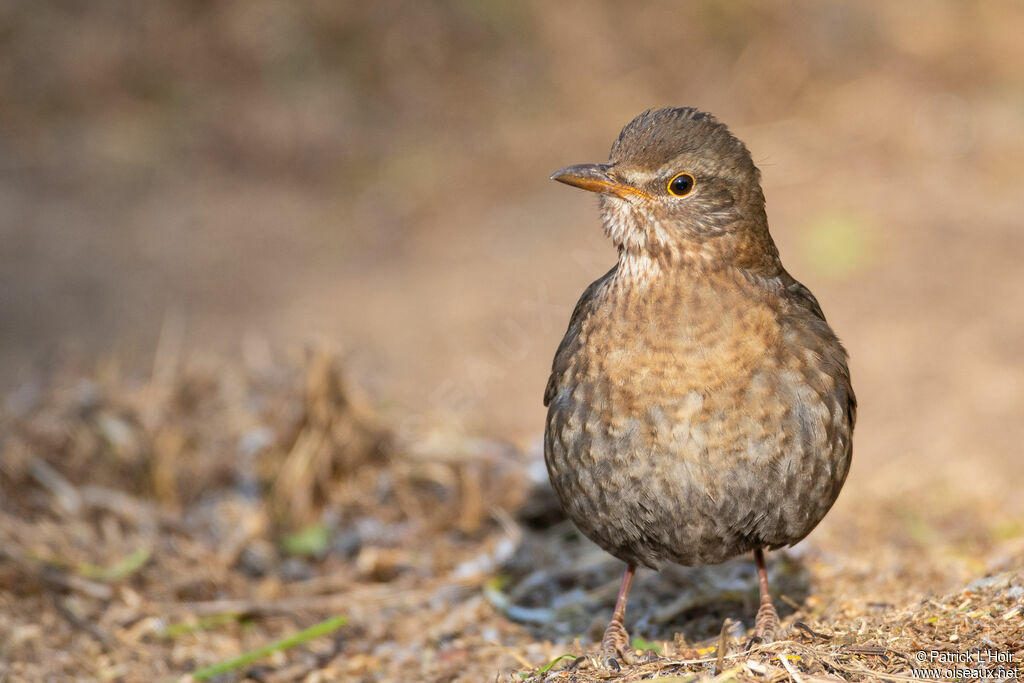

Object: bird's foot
[572,618,636,671]
[753,599,781,643]
[599,616,636,667]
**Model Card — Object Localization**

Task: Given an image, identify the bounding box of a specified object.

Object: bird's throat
[615,250,665,284]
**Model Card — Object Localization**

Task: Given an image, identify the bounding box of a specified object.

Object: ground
[0,349,1021,681]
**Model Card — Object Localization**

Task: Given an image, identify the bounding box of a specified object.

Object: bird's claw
[570,618,637,671]
[573,648,656,671]
[639,648,661,663]
[568,654,622,672]
[569,654,624,672]
[599,617,635,666]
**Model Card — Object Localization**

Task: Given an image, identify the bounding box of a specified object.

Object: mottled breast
[543,265,855,569]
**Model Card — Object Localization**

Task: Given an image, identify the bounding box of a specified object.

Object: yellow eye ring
[667,172,695,197]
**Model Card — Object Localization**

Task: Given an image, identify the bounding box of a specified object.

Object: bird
[543,107,856,668]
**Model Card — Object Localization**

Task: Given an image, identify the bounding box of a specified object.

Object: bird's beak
[550,163,650,200]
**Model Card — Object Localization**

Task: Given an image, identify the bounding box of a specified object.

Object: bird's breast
[543,271,852,568]
[574,275,782,404]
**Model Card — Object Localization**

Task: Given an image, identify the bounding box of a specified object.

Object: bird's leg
[753,548,780,642]
[597,563,637,668]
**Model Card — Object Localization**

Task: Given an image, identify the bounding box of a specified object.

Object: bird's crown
[610,107,759,184]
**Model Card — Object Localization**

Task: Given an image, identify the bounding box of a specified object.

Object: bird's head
[552,107,780,275]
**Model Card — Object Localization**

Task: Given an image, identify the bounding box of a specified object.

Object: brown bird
[544,107,855,667]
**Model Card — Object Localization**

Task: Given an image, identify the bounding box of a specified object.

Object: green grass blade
[161,612,244,639]
[77,547,152,581]
[191,615,347,680]
[281,523,330,557]
[535,653,576,674]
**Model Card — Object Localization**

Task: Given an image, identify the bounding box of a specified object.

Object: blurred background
[2,2,1023,678]
[4,1,1024,513]
[3,0,1024,498]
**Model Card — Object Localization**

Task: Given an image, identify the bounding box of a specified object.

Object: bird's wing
[778,270,858,430]
[780,272,827,322]
[543,266,617,407]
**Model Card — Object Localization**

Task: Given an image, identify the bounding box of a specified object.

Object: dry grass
[516,570,1023,681]
[1,350,1021,681]
[0,349,529,680]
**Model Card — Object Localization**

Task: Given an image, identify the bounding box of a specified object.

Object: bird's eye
[667,172,695,197]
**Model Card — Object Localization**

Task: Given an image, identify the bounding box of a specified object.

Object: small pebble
[279,557,314,582]
[237,539,276,578]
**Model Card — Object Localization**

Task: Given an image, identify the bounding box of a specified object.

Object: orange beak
[550,163,651,201]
